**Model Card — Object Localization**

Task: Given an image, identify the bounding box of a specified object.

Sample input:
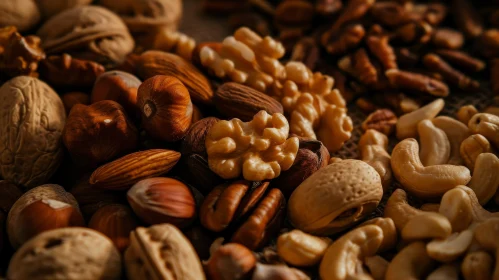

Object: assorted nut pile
[0,0,498,279]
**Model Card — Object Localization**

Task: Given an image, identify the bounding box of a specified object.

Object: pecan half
[385,69,449,97]
[422,53,479,91]
[362,109,398,135]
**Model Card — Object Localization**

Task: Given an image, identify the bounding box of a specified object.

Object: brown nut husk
[124,224,205,280]
[0,0,40,32]
[288,159,383,235]
[37,0,93,19]
[37,6,134,66]
[0,76,65,189]
[7,227,122,280]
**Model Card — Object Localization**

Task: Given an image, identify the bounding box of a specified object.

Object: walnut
[205,110,299,181]
[200,27,353,152]
[0,0,40,32]
[37,6,134,66]
[137,28,196,61]
[37,0,92,19]
[0,26,45,78]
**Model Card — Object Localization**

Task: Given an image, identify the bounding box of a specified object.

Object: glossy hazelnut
[7,184,85,249]
[62,100,139,167]
[127,177,196,228]
[91,71,141,116]
[61,92,90,114]
[89,204,138,253]
[137,75,193,142]
[205,243,257,280]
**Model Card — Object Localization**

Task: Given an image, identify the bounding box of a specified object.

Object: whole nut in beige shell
[124,224,205,280]
[0,76,65,189]
[37,0,93,19]
[288,159,383,235]
[7,227,122,280]
[0,0,40,32]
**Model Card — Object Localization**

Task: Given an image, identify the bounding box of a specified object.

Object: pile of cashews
[273,98,499,280]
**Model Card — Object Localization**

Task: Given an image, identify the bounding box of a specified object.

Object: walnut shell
[0,76,65,189]
[7,227,122,280]
[288,159,383,235]
[0,0,40,32]
[37,0,93,19]
[37,6,134,66]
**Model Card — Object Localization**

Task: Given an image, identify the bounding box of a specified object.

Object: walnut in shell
[0,76,65,189]
[36,0,93,19]
[7,227,122,280]
[125,224,205,280]
[37,6,135,66]
[0,0,40,32]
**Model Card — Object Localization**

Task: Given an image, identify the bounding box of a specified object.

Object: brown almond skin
[137,75,193,142]
[127,177,196,228]
[214,82,284,122]
[137,51,214,105]
[181,117,219,157]
[89,149,181,190]
[91,71,141,116]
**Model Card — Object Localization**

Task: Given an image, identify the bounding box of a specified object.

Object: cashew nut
[276,229,331,267]
[328,157,343,164]
[468,153,499,205]
[418,119,451,166]
[420,203,440,212]
[385,242,437,280]
[359,217,397,252]
[456,105,478,125]
[396,98,444,139]
[319,225,383,280]
[364,255,388,280]
[401,212,452,241]
[432,116,471,165]
[427,264,460,280]
[359,130,392,190]
[383,188,424,232]
[468,113,499,148]
[461,251,494,280]
[473,218,499,280]
[251,263,310,280]
[391,138,471,199]
[426,228,474,262]
[460,134,494,170]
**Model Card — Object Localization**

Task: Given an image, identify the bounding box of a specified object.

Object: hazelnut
[61,92,90,114]
[7,184,85,249]
[181,117,220,157]
[127,177,196,228]
[89,204,138,253]
[62,100,139,167]
[137,75,193,142]
[91,70,141,116]
[205,243,257,280]
[192,104,204,124]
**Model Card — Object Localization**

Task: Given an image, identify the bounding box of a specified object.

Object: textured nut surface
[205,243,256,280]
[359,130,392,189]
[460,134,493,170]
[7,227,121,280]
[289,160,383,235]
[0,0,40,32]
[418,119,451,166]
[386,69,449,98]
[37,0,92,18]
[385,242,436,280]
[432,116,471,165]
[277,229,331,267]
[401,212,452,241]
[40,54,105,88]
[457,105,478,125]
[396,98,445,139]
[137,75,193,142]
[91,70,141,115]
[427,229,474,262]
[0,76,65,188]
[90,149,181,190]
[37,6,134,66]
[62,100,138,167]
[468,113,499,148]
[468,153,499,205]
[124,224,205,280]
[361,109,397,135]
[7,184,83,249]
[61,92,90,113]
[360,217,397,252]
[383,189,424,232]
[206,110,299,181]
[181,117,219,157]
[461,251,494,280]
[319,225,383,280]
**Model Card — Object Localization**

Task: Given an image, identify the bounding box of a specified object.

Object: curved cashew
[359,130,392,190]
[418,119,451,166]
[468,113,499,148]
[319,225,383,280]
[427,264,460,280]
[401,212,452,241]
[276,229,331,267]
[360,217,397,252]
[391,138,471,199]
[468,153,499,205]
[426,228,474,262]
[461,251,494,280]
[420,203,440,212]
[456,105,478,125]
[364,256,388,280]
[385,242,437,280]
[432,116,471,165]
[396,98,444,139]
[460,134,494,170]
[383,189,424,232]
[473,218,499,280]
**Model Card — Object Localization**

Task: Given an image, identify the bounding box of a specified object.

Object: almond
[89,149,181,190]
[137,51,214,105]
[214,82,284,121]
